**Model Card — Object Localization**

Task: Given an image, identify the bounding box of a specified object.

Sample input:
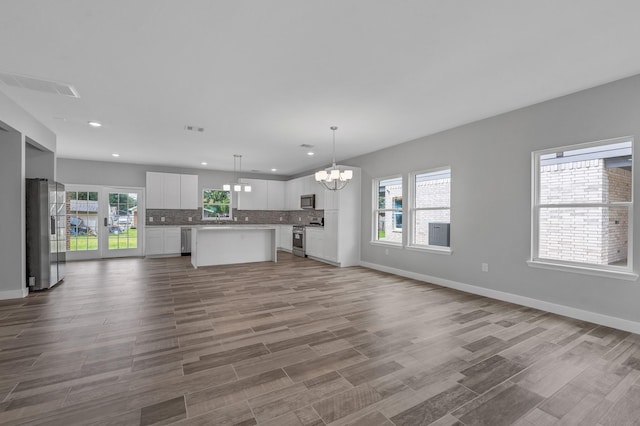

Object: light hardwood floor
[1,252,639,425]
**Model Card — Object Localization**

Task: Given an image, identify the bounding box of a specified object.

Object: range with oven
[291,216,323,258]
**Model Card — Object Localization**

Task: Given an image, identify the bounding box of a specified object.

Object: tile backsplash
[145,208,323,226]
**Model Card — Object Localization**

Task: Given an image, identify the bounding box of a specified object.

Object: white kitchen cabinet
[146,172,197,210]
[146,172,164,209]
[305,227,324,258]
[279,225,293,251]
[238,179,287,210]
[145,228,165,255]
[145,227,181,256]
[323,210,339,262]
[180,174,199,209]
[303,175,324,210]
[267,181,286,210]
[237,179,268,210]
[285,177,304,210]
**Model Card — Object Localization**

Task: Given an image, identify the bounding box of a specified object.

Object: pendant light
[223,154,252,192]
[315,126,353,191]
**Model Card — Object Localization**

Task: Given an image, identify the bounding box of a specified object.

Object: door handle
[104,217,108,227]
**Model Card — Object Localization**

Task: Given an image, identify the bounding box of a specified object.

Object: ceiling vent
[184,125,205,133]
[300,144,314,148]
[0,72,80,98]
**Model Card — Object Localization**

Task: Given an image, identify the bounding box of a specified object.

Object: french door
[66,185,144,260]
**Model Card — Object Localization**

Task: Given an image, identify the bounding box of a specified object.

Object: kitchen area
[144,169,361,268]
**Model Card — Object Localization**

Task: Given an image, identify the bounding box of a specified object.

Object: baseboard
[360,261,640,335]
[0,287,29,300]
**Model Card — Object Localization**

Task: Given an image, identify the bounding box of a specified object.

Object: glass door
[67,189,101,260]
[102,189,143,258]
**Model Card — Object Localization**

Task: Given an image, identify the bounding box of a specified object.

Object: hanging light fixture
[315,126,353,191]
[223,154,252,192]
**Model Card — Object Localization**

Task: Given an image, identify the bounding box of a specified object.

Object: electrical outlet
[385,248,389,255]
[298,217,302,221]
[188,217,192,222]
[160,217,165,222]
[149,217,153,222]
[279,217,283,221]
[234,217,237,221]
[245,217,249,222]
[481,263,489,272]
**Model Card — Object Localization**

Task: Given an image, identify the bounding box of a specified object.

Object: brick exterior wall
[414,177,450,246]
[379,177,451,245]
[538,160,631,265]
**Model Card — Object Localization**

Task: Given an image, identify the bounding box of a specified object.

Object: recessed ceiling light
[112,153,120,157]
[271,168,277,172]
[307,152,314,156]
[201,162,207,166]
[88,121,102,127]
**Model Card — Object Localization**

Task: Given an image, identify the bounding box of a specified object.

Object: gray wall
[0,125,25,298]
[0,91,56,300]
[347,73,640,325]
[25,142,55,180]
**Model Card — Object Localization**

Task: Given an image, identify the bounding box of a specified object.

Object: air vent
[0,72,80,98]
[300,144,314,148]
[184,125,205,133]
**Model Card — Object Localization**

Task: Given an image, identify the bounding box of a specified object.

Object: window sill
[406,245,452,255]
[370,241,402,248]
[527,260,638,281]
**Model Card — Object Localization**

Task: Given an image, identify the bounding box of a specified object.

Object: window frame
[530,136,636,279]
[202,188,232,221]
[408,166,452,253]
[371,175,404,246]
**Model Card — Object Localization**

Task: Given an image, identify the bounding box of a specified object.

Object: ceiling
[2,1,640,176]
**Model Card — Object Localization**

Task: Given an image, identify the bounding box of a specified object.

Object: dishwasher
[180,227,192,256]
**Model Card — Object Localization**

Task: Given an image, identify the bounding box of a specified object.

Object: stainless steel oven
[292,225,305,257]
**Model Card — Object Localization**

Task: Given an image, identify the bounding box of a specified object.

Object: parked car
[70,216,88,235]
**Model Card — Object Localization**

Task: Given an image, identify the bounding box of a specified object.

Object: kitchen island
[191,226,278,268]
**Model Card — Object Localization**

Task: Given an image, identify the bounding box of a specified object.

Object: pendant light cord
[331,126,338,167]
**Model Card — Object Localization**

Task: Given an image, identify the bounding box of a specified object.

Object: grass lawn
[69,228,138,251]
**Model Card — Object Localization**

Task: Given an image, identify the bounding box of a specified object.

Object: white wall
[347,73,640,329]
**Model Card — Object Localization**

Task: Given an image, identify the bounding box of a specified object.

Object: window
[410,168,451,249]
[203,189,231,220]
[373,176,403,244]
[532,137,633,274]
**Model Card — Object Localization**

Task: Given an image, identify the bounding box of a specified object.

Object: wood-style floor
[1,253,639,426]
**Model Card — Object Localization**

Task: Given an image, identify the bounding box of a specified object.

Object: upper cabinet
[237,179,286,210]
[180,174,199,209]
[285,175,325,210]
[146,172,198,209]
[267,181,286,210]
[237,179,268,210]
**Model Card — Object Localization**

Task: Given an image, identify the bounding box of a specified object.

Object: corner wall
[347,73,640,329]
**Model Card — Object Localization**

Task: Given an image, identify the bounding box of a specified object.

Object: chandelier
[223,154,252,192]
[314,126,353,191]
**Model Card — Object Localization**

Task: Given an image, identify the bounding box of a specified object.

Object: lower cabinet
[279,225,293,251]
[305,228,324,259]
[145,227,181,256]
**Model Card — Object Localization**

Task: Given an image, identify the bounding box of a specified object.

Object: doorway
[66,186,144,260]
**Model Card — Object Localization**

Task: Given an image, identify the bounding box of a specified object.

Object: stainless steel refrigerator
[26,179,66,290]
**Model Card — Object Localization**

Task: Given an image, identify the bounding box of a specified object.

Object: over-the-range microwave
[300,194,315,209]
